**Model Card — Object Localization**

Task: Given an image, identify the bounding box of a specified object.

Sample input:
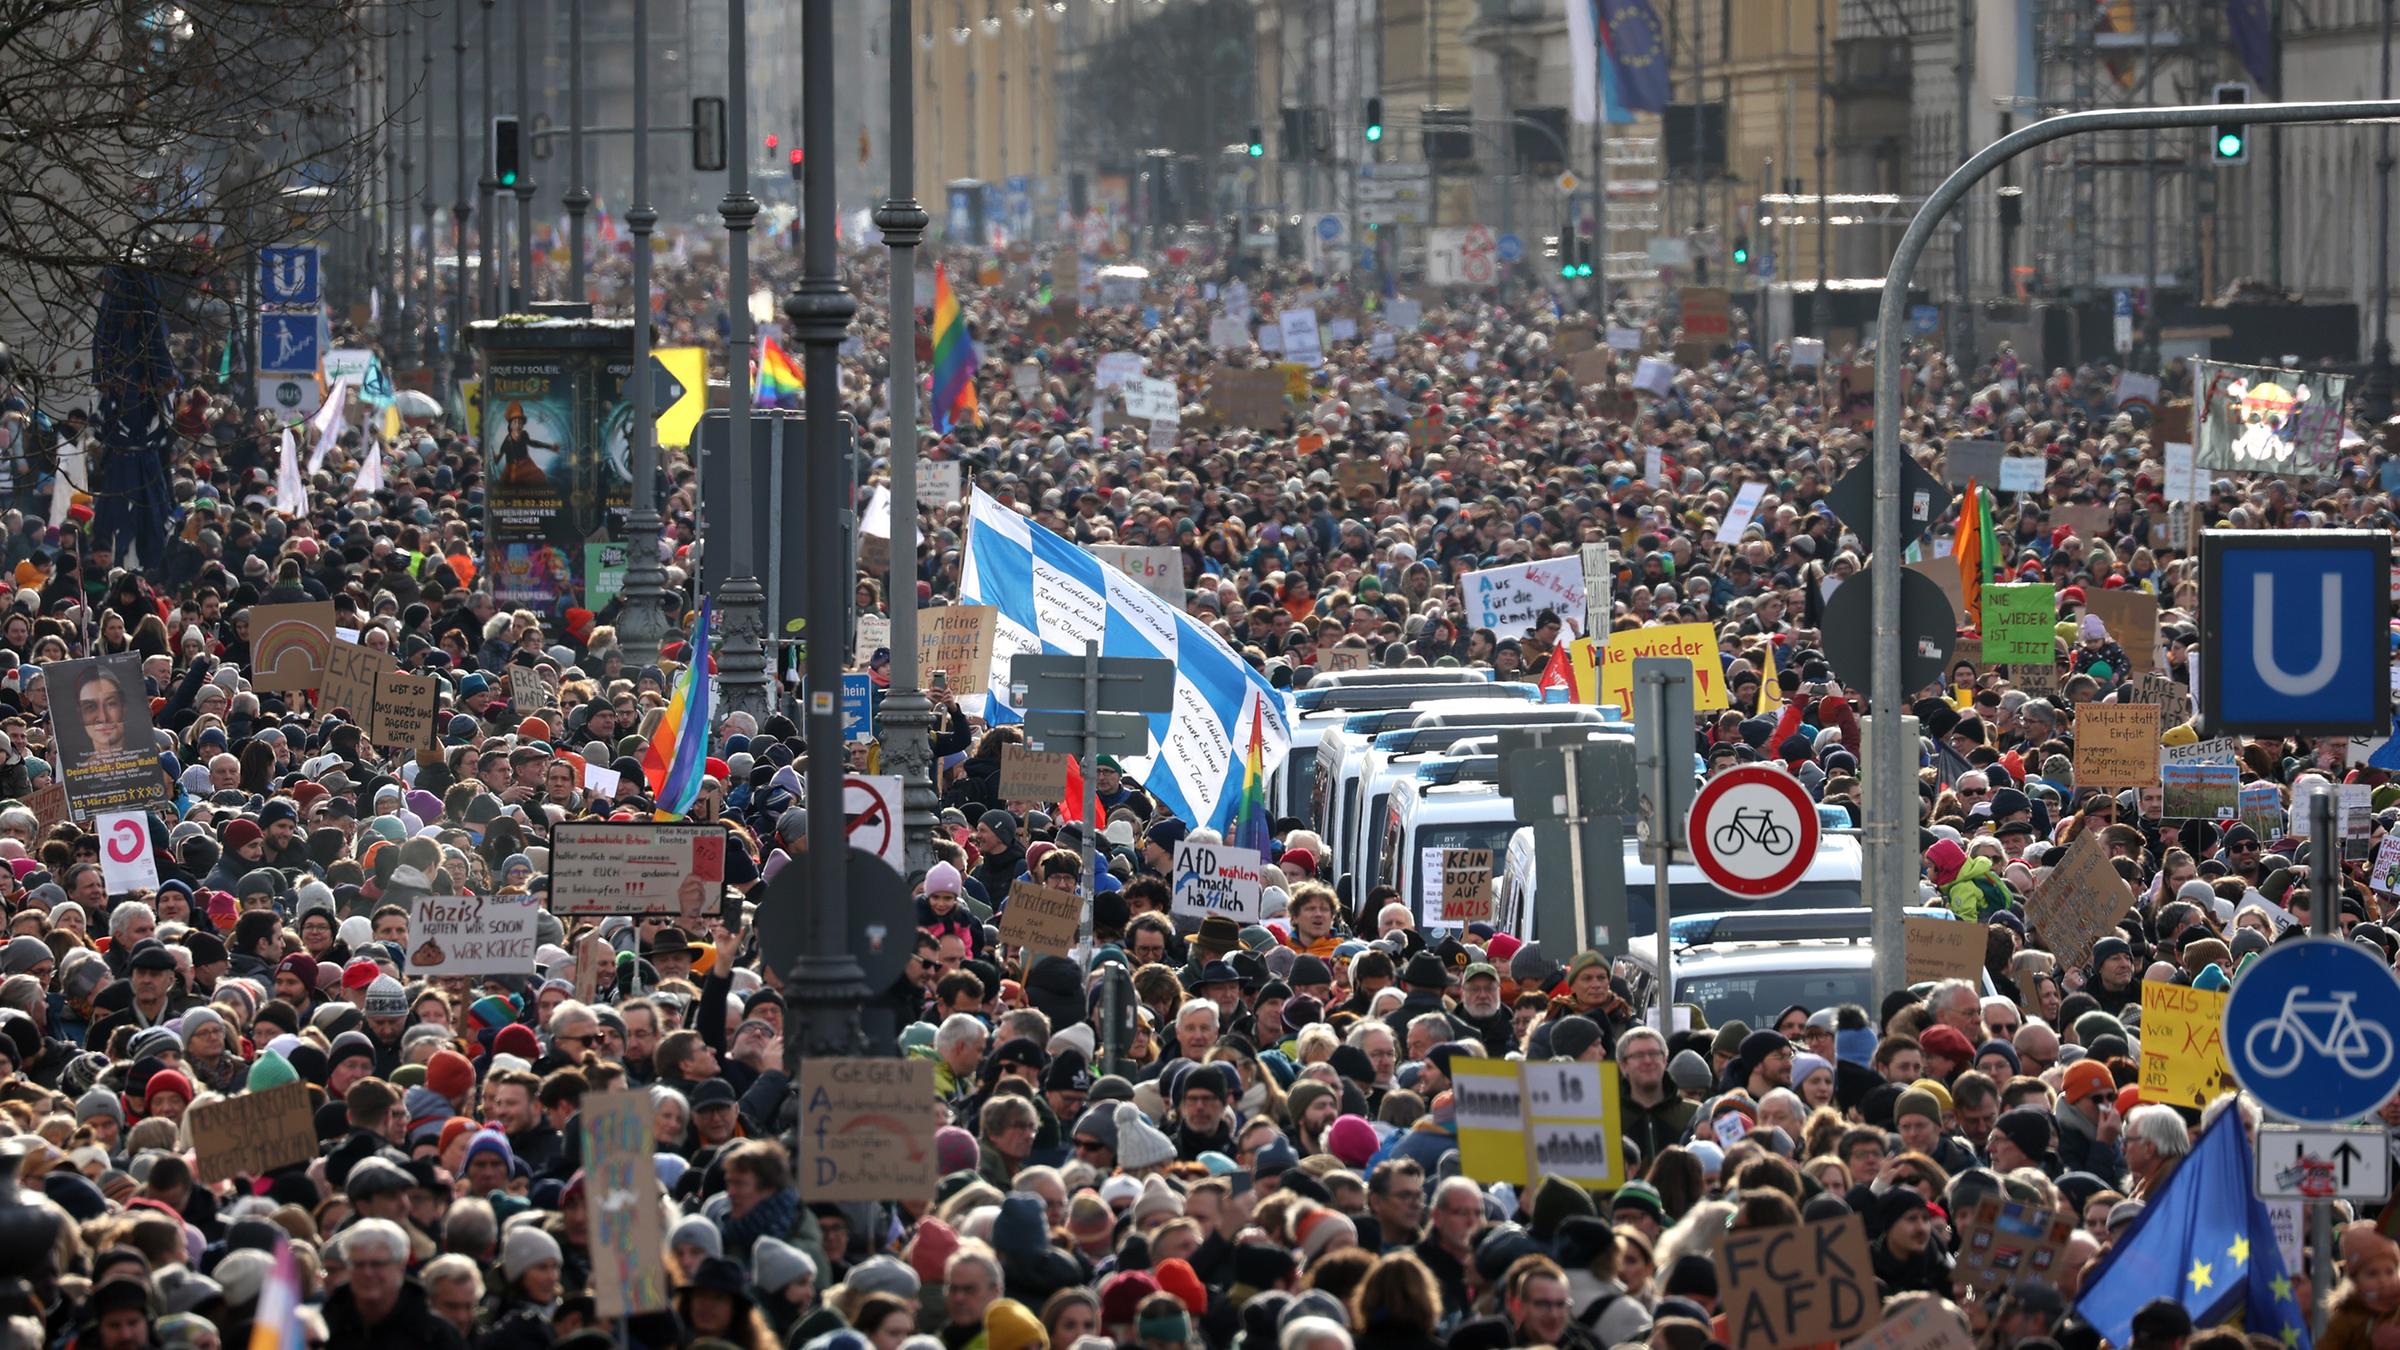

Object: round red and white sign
[1685,763,1819,899]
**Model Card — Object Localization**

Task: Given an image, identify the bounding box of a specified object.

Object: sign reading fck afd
[2200,530,2391,738]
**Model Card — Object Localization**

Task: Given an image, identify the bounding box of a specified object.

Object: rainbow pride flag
[248,1240,304,1350]
[1220,701,1270,853]
[642,596,715,819]
[931,264,977,434]
[755,335,804,409]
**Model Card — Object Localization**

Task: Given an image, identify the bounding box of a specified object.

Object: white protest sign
[1632,356,1676,396]
[1790,337,1826,368]
[583,762,624,798]
[1369,329,1397,359]
[1094,352,1145,389]
[1089,544,1186,610]
[96,811,160,894]
[1279,309,1324,368]
[916,458,964,508]
[1606,326,1645,352]
[1121,376,1180,423]
[1255,324,1284,353]
[854,612,892,664]
[2163,442,2201,503]
[1463,557,1588,639]
[1643,446,1665,486]
[550,822,731,921]
[1325,318,1357,341]
[1172,840,1266,923]
[2164,737,2238,766]
[406,893,540,977]
[1384,299,1423,330]
[1998,457,2047,494]
[1714,482,1769,544]
[1207,316,1250,350]
[1579,543,1611,636]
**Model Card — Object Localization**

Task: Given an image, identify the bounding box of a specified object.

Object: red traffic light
[764,134,777,150]
[790,148,803,165]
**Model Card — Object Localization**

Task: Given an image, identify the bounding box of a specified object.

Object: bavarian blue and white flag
[961,488,1292,830]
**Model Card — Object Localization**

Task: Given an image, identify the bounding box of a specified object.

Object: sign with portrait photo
[47,655,165,821]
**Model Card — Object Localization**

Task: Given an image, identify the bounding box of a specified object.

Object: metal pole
[617,0,669,665]
[566,0,589,302]
[423,32,439,371]
[1814,0,1827,294]
[479,0,497,320]
[715,0,769,728]
[1562,744,1589,949]
[789,0,867,1061]
[2310,785,2336,1342]
[2377,0,2395,420]
[451,0,470,400]
[1953,0,1974,360]
[515,0,537,304]
[878,0,936,882]
[399,19,416,358]
[382,29,400,354]
[1644,671,1674,1017]
[1868,98,2400,1009]
[1079,648,1102,945]
[1592,105,1609,316]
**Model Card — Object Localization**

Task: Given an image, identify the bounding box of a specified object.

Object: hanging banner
[2192,360,2351,476]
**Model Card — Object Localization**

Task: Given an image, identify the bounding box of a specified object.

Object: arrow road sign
[647,353,687,410]
[2223,935,2400,1124]
[2200,530,2392,737]
[2254,1124,2392,1201]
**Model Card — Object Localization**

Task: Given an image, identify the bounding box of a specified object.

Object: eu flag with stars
[1598,0,1672,115]
[2073,1107,2310,1348]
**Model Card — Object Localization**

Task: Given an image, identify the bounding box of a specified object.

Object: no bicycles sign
[1686,764,1818,900]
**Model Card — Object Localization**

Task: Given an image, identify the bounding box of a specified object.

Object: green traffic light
[1248,144,1263,158]
[501,171,516,186]
[2217,132,2244,157]
[1365,125,1382,142]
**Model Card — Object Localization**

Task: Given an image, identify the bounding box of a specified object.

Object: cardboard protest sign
[1680,286,1731,343]
[1450,1058,1529,1184]
[572,932,613,1003]
[1840,1297,1972,1350]
[1567,347,1612,389]
[998,746,1074,802]
[406,893,540,977]
[1715,1215,1883,1349]
[550,821,730,921]
[1463,558,1587,639]
[1438,848,1494,925]
[915,605,998,692]
[2075,704,2161,786]
[2050,502,2112,541]
[189,1081,318,1184]
[1088,544,1185,610]
[248,603,336,692]
[48,654,166,820]
[584,1089,670,1317]
[2084,589,2159,671]
[1979,584,2056,664]
[2034,828,2131,967]
[1172,840,1266,922]
[25,784,65,832]
[1336,461,1384,498]
[1949,1196,2079,1300]
[372,668,439,754]
[1521,1060,1625,1188]
[2139,981,2235,1109]
[2161,762,2238,820]
[1942,439,2007,489]
[1000,879,1082,958]
[316,638,384,719]
[1202,368,1287,428]
[1903,916,1986,984]
[1905,555,1969,623]
[1318,645,1370,673]
[798,1058,938,1202]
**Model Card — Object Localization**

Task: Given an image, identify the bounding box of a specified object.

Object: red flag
[1059,755,1086,823]
[1538,642,1576,700]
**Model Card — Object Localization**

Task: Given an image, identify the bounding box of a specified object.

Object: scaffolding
[2029,0,2225,304]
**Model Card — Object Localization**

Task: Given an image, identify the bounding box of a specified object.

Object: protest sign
[1000,880,1082,958]
[1462,557,1587,639]
[2034,829,2131,967]
[2161,762,2238,820]
[1999,456,2046,494]
[1450,1058,1529,1185]
[511,672,548,717]
[2240,780,2285,839]
[2127,673,2193,728]
[2051,503,2112,540]
[248,603,336,692]
[1318,645,1370,673]
[915,457,965,509]
[2375,835,2400,893]
[1521,1060,1625,1189]
[1680,286,1731,343]
[1120,375,1180,423]
[372,668,439,754]
[1207,315,1250,349]
[407,893,540,977]
[95,812,159,894]
[2165,736,2238,766]
[1841,1298,1972,1350]
[316,638,384,719]
[26,784,66,832]
[47,654,166,820]
[583,762,623,799]
[1606,325,1645,352]
[1336,462,1384,498]
[550,821,730,921]
[1438,848,1494,925]
[1595,622,1729,713]
[853,612,892,665]
[1094,352,1144,388]
[1172,840,1266,922]
[584,1089,670,1317]
[1631,356,1675,397]
[189,1081,318,1184]
[2084,589,2159,670]
[1790,337,1825,367]
[1089,544,1185,610]
[1949,1197,2078,1301]
[1903,916,1986,984]
[1942,438,2007,489]
[1202,368,1287,428]
[1567,348,1613,390]
[998,746,1074,802]
[915,605,998,692]
[2139,981,2234,1109]
[2193,360,2350,476]
[798,1058,938,1202]
[1278,308,1323,367]
[1714,481,1769,544]
[1716,1215,1882,1349]
[2075,704,2161,786]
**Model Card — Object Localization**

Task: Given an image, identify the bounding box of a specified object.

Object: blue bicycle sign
[2224,936,2400,1123]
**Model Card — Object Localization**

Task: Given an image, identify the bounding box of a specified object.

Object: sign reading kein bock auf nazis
[550,821,730,921]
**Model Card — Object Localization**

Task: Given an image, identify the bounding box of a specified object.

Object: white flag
[275,428,308,517]
[48,435,84,528]
[307,377,352,473]
[351,441,385,498]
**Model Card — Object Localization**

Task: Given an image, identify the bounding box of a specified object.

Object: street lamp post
[451,0,471,398]
[514,0,536,304]
[397,19,415,357]
[479,0,497,319]
[788,0,867,1061]
[565,0,589,301]
[615,0,670,665]
[422,33,439,375]
[876,0,936,880]
[713,0,770,726]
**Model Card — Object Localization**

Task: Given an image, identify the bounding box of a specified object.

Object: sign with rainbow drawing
[248,603,335,693]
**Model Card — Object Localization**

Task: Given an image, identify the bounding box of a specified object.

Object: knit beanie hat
[1070,1104,1120,1154]
[1098,1270,1159,1327]
[1293,1207,1358,1262]
[1325,1114,1378,1168]
[752,1235,814,1294]
[1113,1102,1175,1172]
[1893,1087,1943,1125]
[670,1214,724,1259]
[1128,1174,1184,1227]
[1666,1049,1714,1095]
[905,1217,959,1283]
[502,1226,562,1281]
[245,1050,298,1092]
[983,1299,1045,1350]
[425,1050,475,1103]
[1529,1174,1596,1239]
[925,861,964,896]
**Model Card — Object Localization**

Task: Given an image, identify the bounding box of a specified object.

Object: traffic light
[1246,125,1264,158]
[1363,97,1383,143]
[789,147,804,181]
[1558,235,1592,278]
[765,134,778,152]
[1731,234,1750,266]
[2213,82,2251,164]
[491,116,521,188]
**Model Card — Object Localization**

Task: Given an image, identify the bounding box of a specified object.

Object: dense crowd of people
[0,224,2380,1350]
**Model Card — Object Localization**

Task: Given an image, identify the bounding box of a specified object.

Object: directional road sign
[1686,763,1818,900]
[1821,563,1956,695]
[1010,653,1177,714]
[1023,709,1150,758]
[1825,457,1951,554]
[258,312,322,374]
[258,246,322,306]
[2254,1124,2392,1201]
[2200,530,2391,737]
[2223,935,2400,1124]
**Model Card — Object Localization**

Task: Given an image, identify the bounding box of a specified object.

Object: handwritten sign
[318,638,384,719]
[998,746,1073,802]
[2139,981,2234,1109]
[584,1090,670,1317]
[188,1081,318,1184]
[550,822,730,921]
[1000,879,1082,958]
[2084,589,2159,671]
[915,605,997,692]
[406,893,539,977]
[1716,1215,1882,1350]
[248,603,336,693]
[1949,1196,2078,1301]
[1088,544,1185,611]
[1463,558,1587,639]
[1520,1059,1624,1189]
[1171,840,1266,922]
[2075,703,2161,786]
[1595,622,1729,713]
[1439,848,1494,925]
[798,1058,938,1202]
[1318,646,1370,673]
[1980,584,2057,665]
[1841,1298,1971,1350]
[2034,829,2130,968]
[372,668,438,754]
[25,784,65,831]
[1904,915,1986,984]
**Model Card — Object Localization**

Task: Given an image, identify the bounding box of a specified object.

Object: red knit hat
[491,1023,539,1061]
[1153,1258,1206,1315]
[1098,1271,1160,1327]
[142,1070,192,1110]
[426,1049,475,1103]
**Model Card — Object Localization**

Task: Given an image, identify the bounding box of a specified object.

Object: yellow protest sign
[1522,1059,1626,1189]
[1274,362,1312,401]
[1449,1057,1528,1185]
[1596,622,1729,714]
[2139,981,2234,1110]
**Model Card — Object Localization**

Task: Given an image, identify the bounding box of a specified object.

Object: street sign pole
[1014,652,1177,942]
[1635,659,1692,1015]
[1561,742,1588,951]
[2309,787,2337,1345]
